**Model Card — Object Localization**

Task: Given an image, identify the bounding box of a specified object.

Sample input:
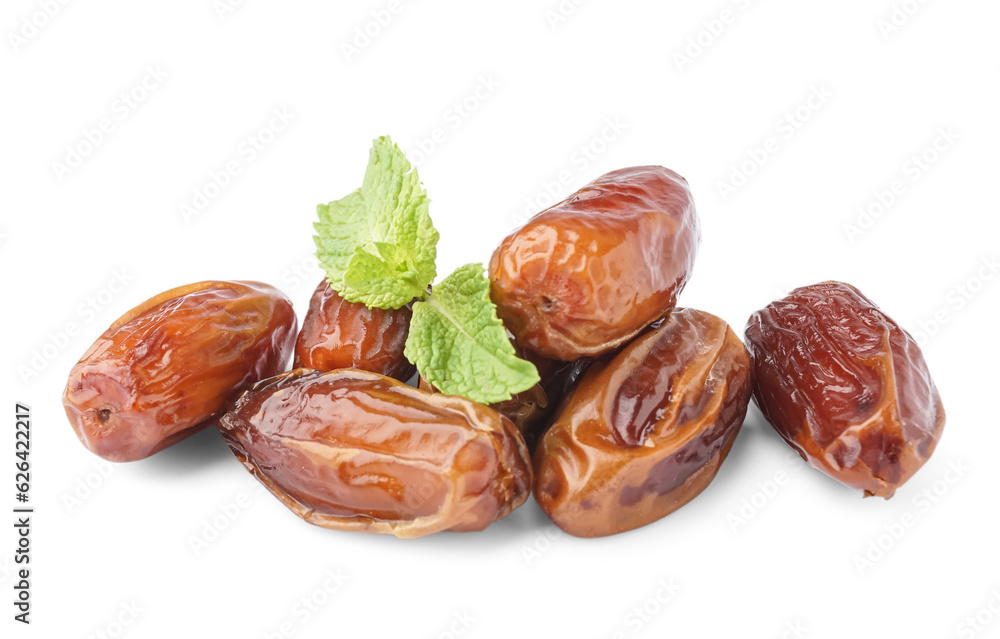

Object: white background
[2,1,998,637]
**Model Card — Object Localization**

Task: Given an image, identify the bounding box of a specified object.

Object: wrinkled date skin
[534,309,751,537]
[219,368,532,538]
[489,166,700,361]
[745,281,945,498]
[294,279,415,380]
[63,281,297,462]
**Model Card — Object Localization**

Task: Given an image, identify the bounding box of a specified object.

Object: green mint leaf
[404,263,541,404]
[341,245,428,309]
[313,136,438,309]
[313,189,367,292]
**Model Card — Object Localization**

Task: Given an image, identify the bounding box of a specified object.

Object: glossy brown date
[489,166,700,361]
[219,368,532,538]
[294,279,415,380]
[745,281,945,498]
[63,281,297,462]
[534,308,751,537]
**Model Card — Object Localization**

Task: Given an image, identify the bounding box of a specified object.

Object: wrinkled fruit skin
[219,368,532,538]
[294,279,415,381]
[534,309,751,537]
[745,281,945,498]
[489,166,700,361]
[63,281,297,462]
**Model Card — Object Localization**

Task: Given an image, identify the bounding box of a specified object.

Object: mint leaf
[404,263,540,404]
[313,189,367,291]
[342,243,427,309]
[314,136,438,309]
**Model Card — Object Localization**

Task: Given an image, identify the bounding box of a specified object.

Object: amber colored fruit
[745,281,945,498]
[489,166,700,361]
[63,281,297,462]
[219,368,533,538]
[534,309,751,537]
[294,279,415,380]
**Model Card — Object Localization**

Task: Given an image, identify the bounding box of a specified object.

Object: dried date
[294,279,415,380]
[219,368,532,538]
[489,166,700,361]
[63,280,297,462]
[744,281,945,498]
[534,308,752,537]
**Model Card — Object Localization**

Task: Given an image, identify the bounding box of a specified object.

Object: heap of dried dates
[63,142,946,539]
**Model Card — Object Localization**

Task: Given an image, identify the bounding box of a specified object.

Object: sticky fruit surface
[744,281,946,498]
[534,308,751,537]
[63,280,297,462]
[489,166,700,361]
[219,368,532,538]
